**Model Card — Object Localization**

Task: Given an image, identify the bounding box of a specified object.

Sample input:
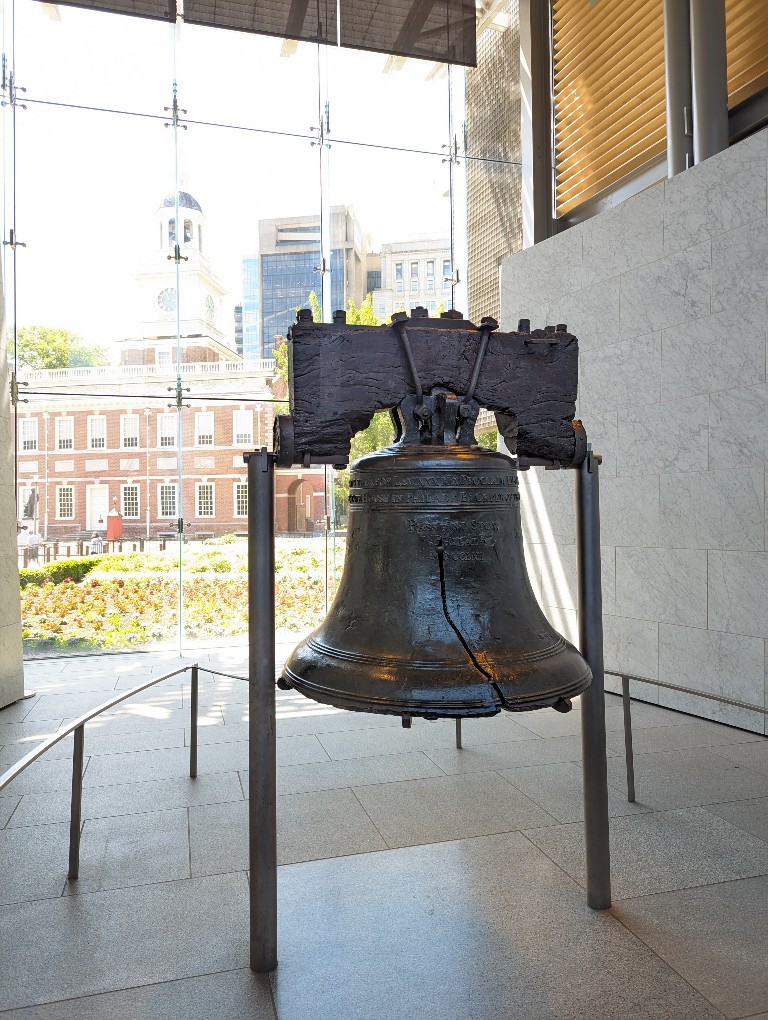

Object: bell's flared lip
[282,664,592,719]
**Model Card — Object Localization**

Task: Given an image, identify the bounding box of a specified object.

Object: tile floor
[1,643,767,1019]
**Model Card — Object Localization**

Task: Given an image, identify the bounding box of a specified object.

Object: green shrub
[204,533,237,545]
[19,557,101,589]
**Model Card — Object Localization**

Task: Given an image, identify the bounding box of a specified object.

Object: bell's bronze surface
[283,429,591,719]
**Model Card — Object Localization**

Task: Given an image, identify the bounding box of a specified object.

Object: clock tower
[123,191,236,365]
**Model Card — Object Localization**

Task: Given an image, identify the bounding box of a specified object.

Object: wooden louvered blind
[726,0,768,108]
[552,0,666,217]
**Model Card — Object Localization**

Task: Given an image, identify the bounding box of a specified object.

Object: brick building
[15,364,328,540]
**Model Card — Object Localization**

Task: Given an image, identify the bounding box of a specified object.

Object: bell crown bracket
[273,308,584,468]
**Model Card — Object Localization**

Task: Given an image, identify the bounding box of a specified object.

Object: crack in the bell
[436,540,505,706]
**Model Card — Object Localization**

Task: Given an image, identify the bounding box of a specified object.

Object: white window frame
[395,261,403,293]
[234,481,248,518]
[233,410,253,446]
[157,348,172,366]
[20,419,38,451]
[87,415,107,450]
[56,485,74,520]
[157,413,177,449]
[158,482,178,518]
[196,482,215,518]
[195,411,215,447]
[56,417,74,451]
[121,484,140,519]
[120,414,140,449]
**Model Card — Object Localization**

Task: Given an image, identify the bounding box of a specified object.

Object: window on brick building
[20,419,38,451]
[20,487,38,520]
[57,486,74,519]
[195,412,214,446]
[233,410,253,446]
[56,417,74,450]
[121,415,140,448]
[159,483,177,517]
[196,483,215,517]
[121,485,140,519]
[88,416,106,450]
[234,482,248,517]
[158,414,176,448]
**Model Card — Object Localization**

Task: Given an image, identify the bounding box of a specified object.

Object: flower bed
[20,538,345,653]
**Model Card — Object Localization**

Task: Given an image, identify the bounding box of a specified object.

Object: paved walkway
[1,645,768,1019]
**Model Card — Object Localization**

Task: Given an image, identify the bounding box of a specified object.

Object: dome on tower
[162,191,203,213]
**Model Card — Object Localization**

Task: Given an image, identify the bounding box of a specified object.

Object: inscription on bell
[408,520,500,546]
[349,472,516,489]
[349,489,514,507]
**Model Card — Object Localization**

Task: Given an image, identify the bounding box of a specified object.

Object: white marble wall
[500,129,768,734]
[0,271,25,709]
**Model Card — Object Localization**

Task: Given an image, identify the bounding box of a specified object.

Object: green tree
[346,293,379,325]
[16,326,109,370]
[302,290,323,324]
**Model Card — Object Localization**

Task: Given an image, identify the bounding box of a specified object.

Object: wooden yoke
[273,309,585,469]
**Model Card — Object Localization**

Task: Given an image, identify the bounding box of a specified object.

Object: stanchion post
[247,447,278,973]
[621,676,636,803]
[575,447,612,910]
[190,664,199,779]
[68,724,84,880]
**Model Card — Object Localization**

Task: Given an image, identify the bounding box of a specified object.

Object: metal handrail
[605,668,768,716]
[604,668,767,805]
[0,663,199,879]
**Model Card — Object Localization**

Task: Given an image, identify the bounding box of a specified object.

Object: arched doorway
[287,477,306,533]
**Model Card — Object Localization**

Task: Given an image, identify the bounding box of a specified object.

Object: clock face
[157,287,177,313]
[205,294,215,322]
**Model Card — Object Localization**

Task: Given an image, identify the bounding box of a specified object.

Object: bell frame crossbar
[244,439,612,973]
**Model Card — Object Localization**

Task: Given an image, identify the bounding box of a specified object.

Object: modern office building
[242,206,367,358]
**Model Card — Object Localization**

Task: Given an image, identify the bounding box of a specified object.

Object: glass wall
[4,0,520,659]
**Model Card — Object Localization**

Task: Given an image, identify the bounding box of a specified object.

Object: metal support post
[575,449,611,910]
[247,448,278,973]
[690,0,729,164]
[68,724,84,880]
[189,664,198,779]
[455,718,462,749]
[519,0,555,247]
[621,676,636,803]
[663,0,693,175]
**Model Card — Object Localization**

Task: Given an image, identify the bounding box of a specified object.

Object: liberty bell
[279,309,592,720]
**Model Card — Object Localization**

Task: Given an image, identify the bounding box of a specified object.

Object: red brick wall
[16,403,327,539]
